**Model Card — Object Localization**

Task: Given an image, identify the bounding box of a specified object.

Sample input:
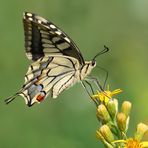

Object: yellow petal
[140,141,148,147]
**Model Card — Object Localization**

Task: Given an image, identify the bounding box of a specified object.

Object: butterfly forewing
[23,12,85,64]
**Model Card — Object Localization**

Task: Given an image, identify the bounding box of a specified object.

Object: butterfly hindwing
[23,12,85,65]
[5,56,80,106]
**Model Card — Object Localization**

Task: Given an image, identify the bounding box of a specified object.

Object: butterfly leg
[95,65,108,90]
[84,80,95,95]
[87,76,104,92]
[81,81,98,106]
[87,76,112,101]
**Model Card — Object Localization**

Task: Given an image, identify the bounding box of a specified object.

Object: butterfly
[5,12,109,107]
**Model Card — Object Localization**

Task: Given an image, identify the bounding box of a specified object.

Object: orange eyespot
[36,94,45,102]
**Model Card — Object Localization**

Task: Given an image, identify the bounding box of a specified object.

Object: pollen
[125,138,142,148]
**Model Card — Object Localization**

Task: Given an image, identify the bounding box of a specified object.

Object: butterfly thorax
[79,61,96,80]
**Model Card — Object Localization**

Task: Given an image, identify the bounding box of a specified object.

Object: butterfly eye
[92,60,96,66]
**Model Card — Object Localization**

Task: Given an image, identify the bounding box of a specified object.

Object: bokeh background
[1,0,148,147]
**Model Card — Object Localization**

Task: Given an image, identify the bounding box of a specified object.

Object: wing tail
[5,92,20,104]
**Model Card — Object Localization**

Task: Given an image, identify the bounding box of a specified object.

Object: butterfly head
[85,60,96,67]
[91,59,96,67]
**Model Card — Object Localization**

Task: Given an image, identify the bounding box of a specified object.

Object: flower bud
[121,101,132,117]
[99,125,114,143]
[96,130,114,148]
[97,104,111,123]
[107,99,118,119]
[117,113,128,132]
[134,123,148,141]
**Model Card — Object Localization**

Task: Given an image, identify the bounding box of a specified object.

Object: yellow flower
[92,87,122,104]
[113,138,148,148]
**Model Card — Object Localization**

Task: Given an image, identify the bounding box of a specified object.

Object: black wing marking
[5,56,79,106]
[23,12,85,65]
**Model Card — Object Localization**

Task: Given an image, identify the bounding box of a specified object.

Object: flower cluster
[92,88,148,148]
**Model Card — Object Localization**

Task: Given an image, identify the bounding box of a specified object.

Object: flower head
[113,138,148,148]
[125,139,142,148]
[92,87,122,105]
[112,123,148,147]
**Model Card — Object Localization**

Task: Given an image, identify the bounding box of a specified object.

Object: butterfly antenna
[5,93,19,104]
[92,45,109,61]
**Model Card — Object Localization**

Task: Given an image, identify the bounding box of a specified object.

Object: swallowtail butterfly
[5,12,109,107]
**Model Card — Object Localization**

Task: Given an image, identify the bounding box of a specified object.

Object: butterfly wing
[5,12,85,106]
[23,12,85,65]
[5,56,80,106]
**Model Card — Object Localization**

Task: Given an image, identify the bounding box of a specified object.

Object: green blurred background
[1,0,148,147]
